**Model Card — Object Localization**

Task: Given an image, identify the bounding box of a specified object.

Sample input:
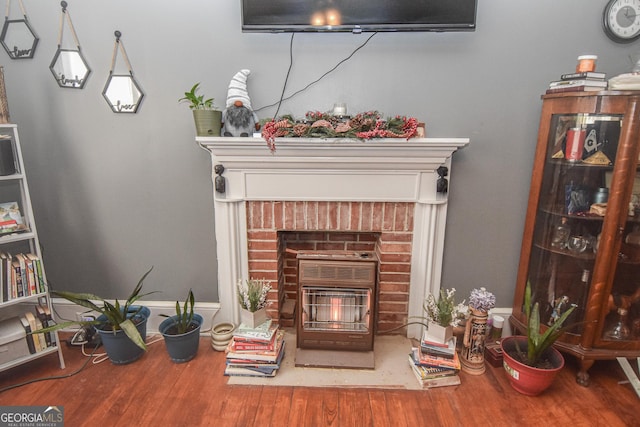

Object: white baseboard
[50,300,514,338]
[51,298,223,335]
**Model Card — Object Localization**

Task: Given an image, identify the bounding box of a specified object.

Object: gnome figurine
[222,69,260,137]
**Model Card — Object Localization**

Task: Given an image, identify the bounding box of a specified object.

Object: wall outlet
[76,312,96,323]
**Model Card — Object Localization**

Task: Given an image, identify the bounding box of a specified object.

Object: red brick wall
[246,201,414,332]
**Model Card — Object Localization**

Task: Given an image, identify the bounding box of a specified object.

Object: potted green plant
[423,288,458,343]
[236,278,271,328]
[35,267,155,365]
[179,83,221,136]
[501,282,576,395]
[159,289,203,363]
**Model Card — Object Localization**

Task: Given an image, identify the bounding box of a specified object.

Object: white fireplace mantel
[198,137,469,339]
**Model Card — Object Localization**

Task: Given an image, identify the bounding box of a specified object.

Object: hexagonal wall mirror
[103,74,144,113]
[0,18,38,59]
[50,1,90,89]
[49,48,90,89]
[102,31,144,113]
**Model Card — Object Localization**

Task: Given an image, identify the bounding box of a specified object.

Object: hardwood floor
[0,334,638,426]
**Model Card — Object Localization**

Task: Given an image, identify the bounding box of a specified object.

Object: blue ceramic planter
[159,313,203,363]
[95,306,150,365]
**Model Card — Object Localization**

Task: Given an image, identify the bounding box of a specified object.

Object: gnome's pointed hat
[226,69,252,109]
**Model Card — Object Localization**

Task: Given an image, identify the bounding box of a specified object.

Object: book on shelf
[27,253,45,293]
[1,252,11,301]
[11,259,23,298]
[35,303,54,348]
[24,311,45,352]
[560,71,606,81]
[15,253,36,296]
[19,315,36,354]
[0,201,27,235]
[0,252,44,301]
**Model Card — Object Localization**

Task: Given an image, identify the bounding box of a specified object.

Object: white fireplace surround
[198,137,469,339]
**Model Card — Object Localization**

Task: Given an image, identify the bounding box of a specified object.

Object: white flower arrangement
[424,288,461,327]
[451,302,469,327]
[236,278,271,312]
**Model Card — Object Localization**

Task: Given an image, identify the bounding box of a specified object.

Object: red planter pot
[500,336,565,396]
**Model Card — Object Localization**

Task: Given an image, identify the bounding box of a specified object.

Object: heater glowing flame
[331,297,342,322]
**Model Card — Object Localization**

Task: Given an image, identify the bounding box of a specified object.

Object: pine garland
[261,110,420,152]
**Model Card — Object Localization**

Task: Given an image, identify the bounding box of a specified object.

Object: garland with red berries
[261,110,419,152]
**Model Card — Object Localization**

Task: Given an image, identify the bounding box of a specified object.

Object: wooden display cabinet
[512,92,640,386]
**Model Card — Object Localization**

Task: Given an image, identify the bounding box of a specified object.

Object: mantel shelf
[197,137,469,172]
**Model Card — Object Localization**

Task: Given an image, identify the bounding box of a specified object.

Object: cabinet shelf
[533,242,596,260]
[539,206,607,221]
[547,158,614,170]
[513,92,640,387]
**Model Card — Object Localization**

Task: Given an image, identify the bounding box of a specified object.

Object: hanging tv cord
[255,31,378,117]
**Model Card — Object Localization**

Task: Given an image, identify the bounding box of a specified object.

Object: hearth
[296,251,377,351]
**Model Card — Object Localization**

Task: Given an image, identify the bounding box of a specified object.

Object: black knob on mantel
[214,164,225,194]
[437,166,448,194]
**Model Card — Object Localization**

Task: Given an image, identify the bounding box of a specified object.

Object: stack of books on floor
[224,319,285,377]
[408,331,461,388]
[546,71,607,94]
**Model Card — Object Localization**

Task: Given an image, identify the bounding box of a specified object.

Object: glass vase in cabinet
[512,92,640,386]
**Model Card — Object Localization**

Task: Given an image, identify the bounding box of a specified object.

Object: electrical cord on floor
[0,340,101,394]
[83,333,165,365]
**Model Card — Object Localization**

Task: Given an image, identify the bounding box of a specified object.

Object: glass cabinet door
[526,112,639,341]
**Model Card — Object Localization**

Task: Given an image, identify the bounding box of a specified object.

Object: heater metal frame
[296,251,377,351]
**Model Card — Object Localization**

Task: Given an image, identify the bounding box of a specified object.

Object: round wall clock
[603,0,640,43]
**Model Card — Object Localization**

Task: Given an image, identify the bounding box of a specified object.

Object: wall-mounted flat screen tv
[241,0,477,33]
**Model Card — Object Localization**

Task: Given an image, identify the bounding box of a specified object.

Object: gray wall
[1,1,636,306]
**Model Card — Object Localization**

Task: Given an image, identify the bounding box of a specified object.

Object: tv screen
[241,0,477,33]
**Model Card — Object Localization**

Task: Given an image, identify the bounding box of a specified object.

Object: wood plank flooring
[0,334,638,426]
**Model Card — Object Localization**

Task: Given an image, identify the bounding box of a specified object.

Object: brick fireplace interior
[246,200,414,334]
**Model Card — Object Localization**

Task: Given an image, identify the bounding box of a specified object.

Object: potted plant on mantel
[159,289,203,363]
[236,278,271,328]
[35,267,155,365]
[500,283,576,396]
[179,83,221,137]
